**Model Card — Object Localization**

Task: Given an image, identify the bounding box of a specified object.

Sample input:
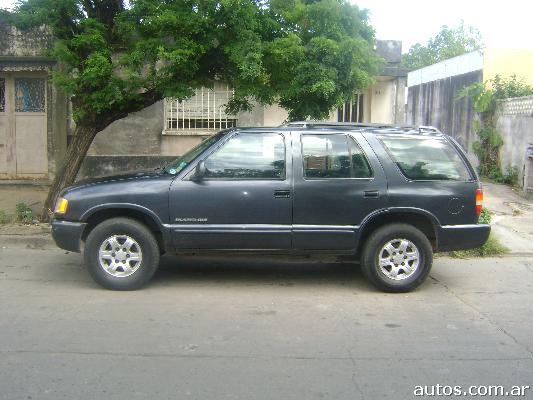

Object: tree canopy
[402,22,482,71]
[5,0,382,123]
[2,0,383,219]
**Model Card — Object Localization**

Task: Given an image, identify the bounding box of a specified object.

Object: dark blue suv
[51,123,490,292]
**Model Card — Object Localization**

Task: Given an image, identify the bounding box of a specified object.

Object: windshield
[163,131,226,175]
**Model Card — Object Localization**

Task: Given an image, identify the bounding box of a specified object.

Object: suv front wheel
[361,223,433,292]
[84,217,160,290]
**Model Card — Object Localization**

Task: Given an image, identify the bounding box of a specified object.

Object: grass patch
[15,202,35,224]
[0,210,10,224]
[452,232,509,258]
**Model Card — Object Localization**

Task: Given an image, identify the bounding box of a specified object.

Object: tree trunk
[41,124,97,221]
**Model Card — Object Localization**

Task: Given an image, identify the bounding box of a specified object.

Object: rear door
[292,130,387,251]
[169,130,292,250]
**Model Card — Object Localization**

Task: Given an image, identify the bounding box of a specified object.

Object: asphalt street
[1,246,532,399]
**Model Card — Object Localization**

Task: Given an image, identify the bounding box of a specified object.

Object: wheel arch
[80,204,167,253]
[357,208,439,254]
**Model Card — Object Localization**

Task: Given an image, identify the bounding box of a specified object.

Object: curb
[0,180,50,187]
[0,233,57,250]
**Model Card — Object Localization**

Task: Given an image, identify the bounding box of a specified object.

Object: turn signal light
[54,197,69,214]
[475,189,483,216]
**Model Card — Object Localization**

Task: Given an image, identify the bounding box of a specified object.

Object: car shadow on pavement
[149,254,371,291]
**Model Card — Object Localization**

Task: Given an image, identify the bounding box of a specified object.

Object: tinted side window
[302,134,372,179]
[204,133,285,179]
[378,135,471,181]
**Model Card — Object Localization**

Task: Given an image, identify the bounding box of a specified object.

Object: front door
[292,131,388,251]
[0,73,48,179]
[169,131,292,250]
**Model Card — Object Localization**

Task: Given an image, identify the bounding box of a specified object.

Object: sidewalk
[0,184,52,249]
[483,182,533,255]
[0,182,532,254]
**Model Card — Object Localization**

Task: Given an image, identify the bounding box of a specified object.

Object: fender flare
[358,207,441,239]
[80,203,165,231]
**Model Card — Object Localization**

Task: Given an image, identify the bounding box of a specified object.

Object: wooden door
[0,73,48,179]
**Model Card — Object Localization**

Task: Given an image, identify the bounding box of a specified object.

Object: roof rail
[418,125,442,134]
[282,121,443,134]
[283,121,399,129]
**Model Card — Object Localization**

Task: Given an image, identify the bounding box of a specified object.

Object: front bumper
[51,219,87,253]
[437,224,491,252]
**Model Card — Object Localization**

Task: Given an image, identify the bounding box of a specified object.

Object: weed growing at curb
[450,208,508,258]
[0,210,10,224]
[15,202,34,224]
[478,208,491,224]
[452,232,509,258]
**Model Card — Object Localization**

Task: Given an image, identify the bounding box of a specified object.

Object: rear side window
[378,135,471,181]
[302,134,372,179]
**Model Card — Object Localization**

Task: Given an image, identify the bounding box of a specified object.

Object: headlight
[54,197,69,214]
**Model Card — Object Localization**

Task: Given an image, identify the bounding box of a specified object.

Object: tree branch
[94,88,164,132]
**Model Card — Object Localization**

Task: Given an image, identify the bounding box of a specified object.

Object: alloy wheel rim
[378,238,420,281]
[98,235,143,278]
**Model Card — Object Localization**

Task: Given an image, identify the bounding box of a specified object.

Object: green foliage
[0,210,10,224]
[452,210,508,257]
[452,232,509,258]
[5,0,382,122]
[456,82,494,113]
[15,202,34,224]
[478,207,492,225]
[457,75,533,181]
[492,74,533,99]
[471,125,503,177]
[488,165,519,186]
[502,165,519,186]
[402,22,482,71]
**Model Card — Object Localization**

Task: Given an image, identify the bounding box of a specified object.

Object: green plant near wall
[15,202,34,224]
[457,75,533,182]
[457,81,500,177]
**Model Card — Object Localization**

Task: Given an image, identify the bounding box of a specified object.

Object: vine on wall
[457,75,533,184]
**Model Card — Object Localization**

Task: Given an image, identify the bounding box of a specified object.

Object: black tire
[84,217,160,290]
[360,223,433,292]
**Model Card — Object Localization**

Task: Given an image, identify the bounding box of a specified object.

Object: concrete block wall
[496,96,533,195]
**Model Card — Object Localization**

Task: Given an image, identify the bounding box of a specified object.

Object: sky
[1,0,532,53]
[353,0,533,52]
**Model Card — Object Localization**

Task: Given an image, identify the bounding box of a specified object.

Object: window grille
[15,78,46,113]
[337,94,363,123]
[164,84,237,134]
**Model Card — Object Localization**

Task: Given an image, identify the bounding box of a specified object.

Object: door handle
[274,190,291,198]
[363,190,380,198]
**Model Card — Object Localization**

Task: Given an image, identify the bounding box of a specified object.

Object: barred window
[164,84,237,134]
[15,78,46,113]
[337,94,363,123]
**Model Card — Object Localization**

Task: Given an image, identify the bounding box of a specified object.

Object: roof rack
[283,121,394,129]
[282,121,443,134]
[418,125,442,134]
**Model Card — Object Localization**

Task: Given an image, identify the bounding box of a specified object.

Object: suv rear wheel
[84,217,160,290]
[361,223,433,292]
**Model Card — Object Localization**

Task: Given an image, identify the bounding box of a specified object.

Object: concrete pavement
[484,182,533,254]
[1,245,532,399]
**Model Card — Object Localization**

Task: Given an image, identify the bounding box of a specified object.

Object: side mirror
[192,160,206,181]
